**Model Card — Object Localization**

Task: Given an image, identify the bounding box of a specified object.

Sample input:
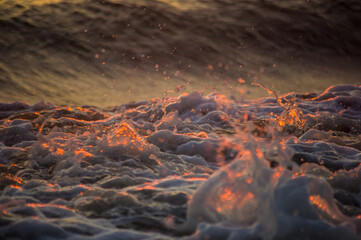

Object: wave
[0,0,360,106]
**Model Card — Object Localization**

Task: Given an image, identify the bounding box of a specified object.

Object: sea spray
[181,123,360,239]
[180,125,292,238]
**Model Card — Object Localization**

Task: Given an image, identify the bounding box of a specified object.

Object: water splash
[181,119,360,240]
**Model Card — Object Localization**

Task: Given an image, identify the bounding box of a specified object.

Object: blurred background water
[0,0,360,107]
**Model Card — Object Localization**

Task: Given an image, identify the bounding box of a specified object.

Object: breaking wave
[1,84,361,239]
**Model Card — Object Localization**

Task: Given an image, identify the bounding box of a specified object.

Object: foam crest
[1,85,361,239]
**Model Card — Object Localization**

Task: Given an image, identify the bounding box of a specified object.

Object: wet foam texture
[0,85,361,239]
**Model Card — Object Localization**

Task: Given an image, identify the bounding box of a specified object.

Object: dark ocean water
[0,0,361,106]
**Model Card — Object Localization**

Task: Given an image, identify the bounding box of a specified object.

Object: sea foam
[1,85,361,239]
